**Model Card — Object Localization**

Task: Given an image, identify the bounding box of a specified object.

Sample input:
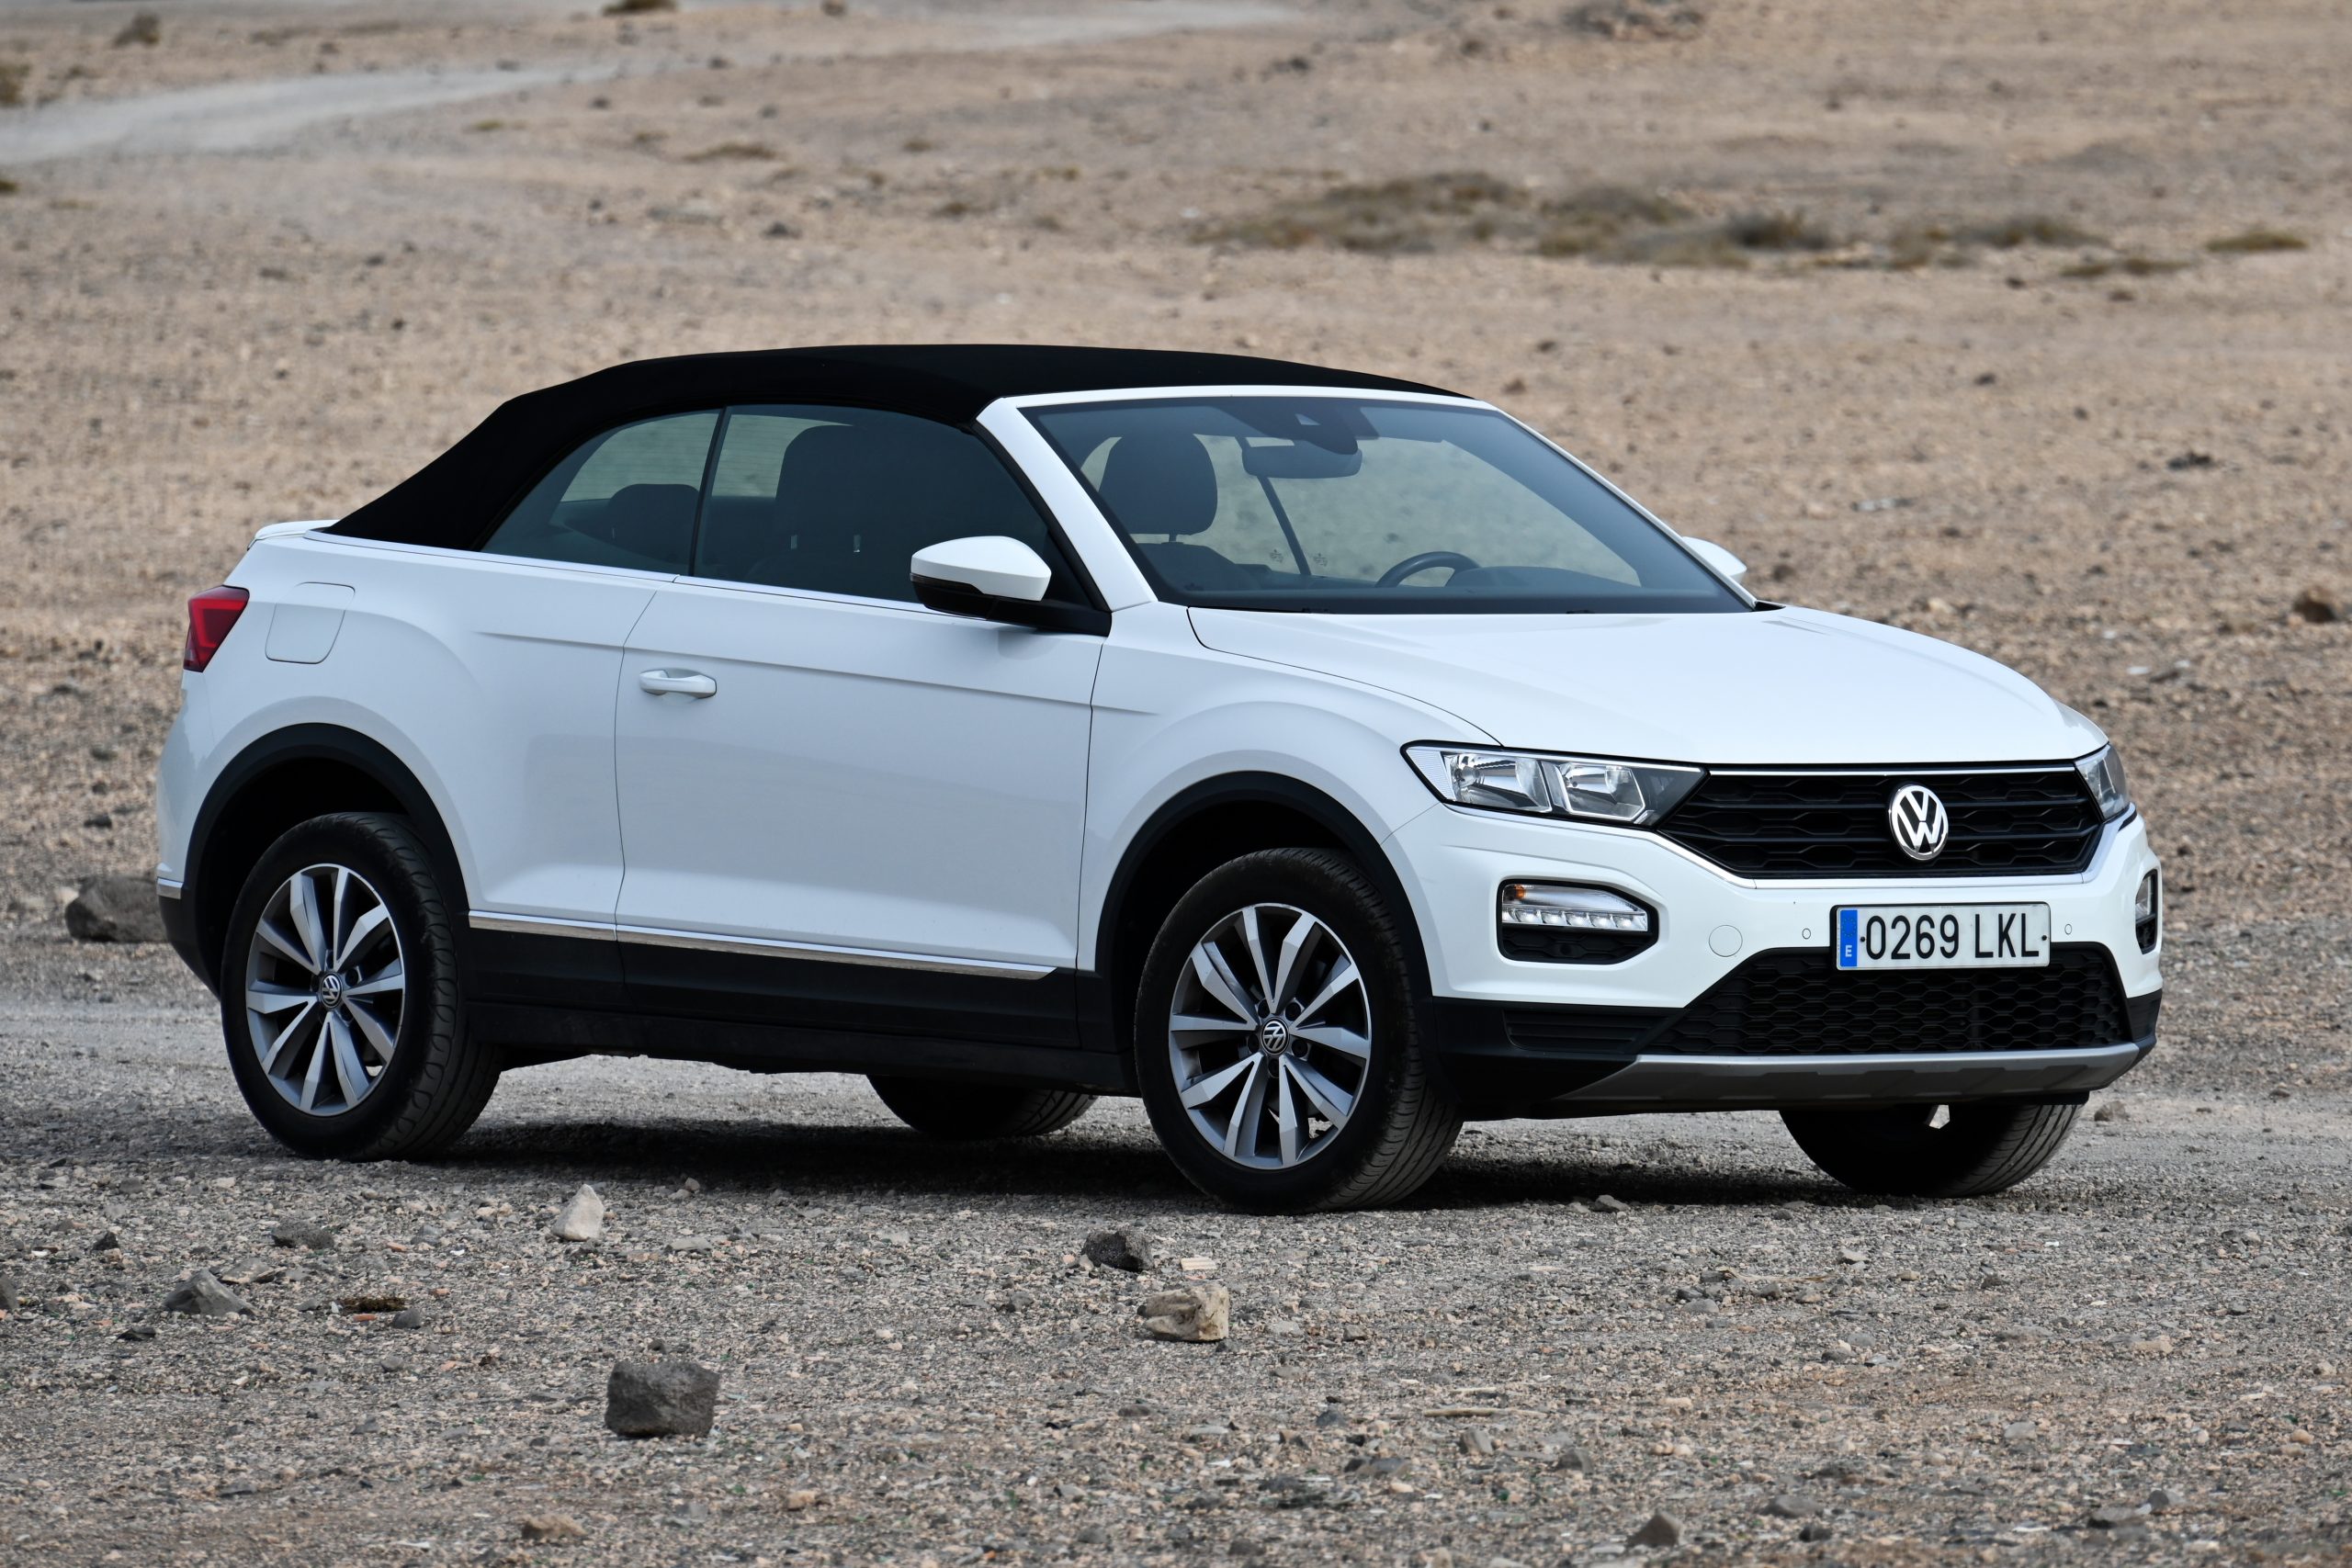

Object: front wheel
[1134,848,1460,1213]
[1781,1100,2081,1198]
[220,812,499,1160]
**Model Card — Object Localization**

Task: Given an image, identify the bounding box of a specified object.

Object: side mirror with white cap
[1683,537,1749,588]
[910,536,1110,634]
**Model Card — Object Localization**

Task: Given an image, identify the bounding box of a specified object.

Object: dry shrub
[1565,0,1706,40]
[0,62,25,109]
[603,0,676,15]
[1197,172,1529,254]
[1532,186,1692,255]
[113,13,161,48]
[684,141,777,163]
[2205,228,2308,254]
[1955,214,2104,249]
[2058,254,2189,279]
[0,174,18,197]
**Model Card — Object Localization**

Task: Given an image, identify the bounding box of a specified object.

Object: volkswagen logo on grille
[1887,783,1951,862]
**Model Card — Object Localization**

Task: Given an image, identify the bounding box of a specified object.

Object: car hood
[1187,605,2105,765]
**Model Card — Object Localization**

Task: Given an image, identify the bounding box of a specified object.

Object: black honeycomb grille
[1657,766,2104,878]
[1640,944,2130,1056]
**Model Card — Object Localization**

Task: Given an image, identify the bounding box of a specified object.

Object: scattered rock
[337,1294,406,1315]
[0,1274,17,1313]
[603,0,677,14]
[2092,1100,2128,1122]
[782,1487,820,1510]
[2290,583,2343,624]
[1084,1224,1154,1272]
[1627,1510,1682,1548]
[1459,1425,1496,1457]
[520,1514,586,1541]
[1798,1521,1833,1542]
[1764,1494,1820,1517]
[390,1306,425,1330]
[2165,450,2215,470]
[2088,1501,2143,1529]
[1138,1284,1230,1342]
[605,1359,721,1438]
[162,1271,252,1318]
[216,1258,284,1286]
[118,1323,156,1342]
[1593,1194,1631,1213]
[2002,1419,2040,1443]
[271,1220,335,1249]
[112,11,161,48]
[551,1185,605,1243]
[64,874,167,943]
[92,1229,120,1252]
[2148,1488,2179,1513]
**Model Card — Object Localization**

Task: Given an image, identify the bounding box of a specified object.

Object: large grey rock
[1627,1511,1682,1548]
[1083,1224,1153,1272]
[65,874,168,943]
[1137,1284,1229,1343]
[551,1184,605,1243]
[605,1359,720,1438]
[271,1220,335,1250]
[162,1270,252,1318]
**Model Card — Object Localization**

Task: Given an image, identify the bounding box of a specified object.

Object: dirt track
[1,0,2349,1561]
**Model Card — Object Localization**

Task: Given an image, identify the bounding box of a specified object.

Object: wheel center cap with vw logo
[1255,1016,1293,1055]
[317,973,347,1008]
[1887,783,1951,862]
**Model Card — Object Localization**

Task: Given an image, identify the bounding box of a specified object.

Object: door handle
[638,669,718,698]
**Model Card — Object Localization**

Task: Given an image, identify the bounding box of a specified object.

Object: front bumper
[1387,802,2162,1116]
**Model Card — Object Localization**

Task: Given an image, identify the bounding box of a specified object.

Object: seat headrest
[1096,433,1217,537]
[600,483,699,563]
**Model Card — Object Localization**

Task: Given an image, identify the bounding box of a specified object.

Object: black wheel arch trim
[181,724,470,993]
[1087,772,1433,1052]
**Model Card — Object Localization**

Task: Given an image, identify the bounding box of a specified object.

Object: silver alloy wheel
[243,863,406,1116]
[1167,903,1370,1169]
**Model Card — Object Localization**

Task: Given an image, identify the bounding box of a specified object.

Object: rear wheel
[869,1077,1095,1140]
[1134,848,1459,1213]
[1781,1100,2080,1198]
[220,812,499,1159]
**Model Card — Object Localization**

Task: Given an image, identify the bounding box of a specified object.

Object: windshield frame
[1010,386,1756,616]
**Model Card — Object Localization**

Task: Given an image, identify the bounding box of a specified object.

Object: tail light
[183,586,250,671]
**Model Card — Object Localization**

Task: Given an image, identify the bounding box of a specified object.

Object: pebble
[1593,1194,1631,1213]
[551,1184,605,1243]
[1137,1283,1230,1342]
[162,1270,253,1318]
[605,1359,721,1438]
[0,1274,17,1313]
[91,1228,120,1251]
[1763,1493,1819,1517]
[2088,1501,2143,1529]
[1083,1224,1154,1272]
[1798,1521,1834,1542]
[1626,1510,1681,1548]
[1460,1425,1497,1457]
[520,1514,585,1541]
[390,1306,426,1329]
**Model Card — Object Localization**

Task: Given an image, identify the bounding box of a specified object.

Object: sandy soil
[0,0,2347,1561]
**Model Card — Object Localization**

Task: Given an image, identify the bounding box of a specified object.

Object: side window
[480,411,718,573]
[691,404,1082,604]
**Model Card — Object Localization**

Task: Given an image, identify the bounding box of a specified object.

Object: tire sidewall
[219,814,459,1157]
[1134,851,1423,1210]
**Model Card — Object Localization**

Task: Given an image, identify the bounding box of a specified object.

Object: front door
[611,404,1105,1047]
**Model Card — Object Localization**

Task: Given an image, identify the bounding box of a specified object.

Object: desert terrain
[0,0,2347,1562]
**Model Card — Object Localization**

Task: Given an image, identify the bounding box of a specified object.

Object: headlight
[2075,744,2132,821]
[1406,745,1703,826]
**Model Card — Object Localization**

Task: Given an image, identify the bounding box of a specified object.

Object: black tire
[1133,848,1460,1213]
[868,1077,1095,1140]
[219,812,499,1160]
[1781,1100,2081,1199]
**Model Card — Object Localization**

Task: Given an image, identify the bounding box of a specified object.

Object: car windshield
[1026,396,1747,615]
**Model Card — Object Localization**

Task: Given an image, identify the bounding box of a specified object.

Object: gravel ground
[2,0,2350,1560]
[4,946,2349,1566]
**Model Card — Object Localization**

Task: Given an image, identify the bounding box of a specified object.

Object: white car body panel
[613,578,1101,967]
[1186,606,2107,765]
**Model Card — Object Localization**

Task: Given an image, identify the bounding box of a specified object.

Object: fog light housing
[1498,882,1657,964]
[2134,869,2161,953]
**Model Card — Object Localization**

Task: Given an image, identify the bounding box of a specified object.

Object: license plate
[1834,904,2052,970]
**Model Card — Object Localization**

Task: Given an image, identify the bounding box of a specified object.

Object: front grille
[1644,944,2130,1056]
[1657,765,2104,878]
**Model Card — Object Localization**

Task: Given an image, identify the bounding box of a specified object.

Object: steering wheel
[1375,550,1481,588]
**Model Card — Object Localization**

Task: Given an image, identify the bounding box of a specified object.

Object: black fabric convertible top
[327,344,1453,551]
